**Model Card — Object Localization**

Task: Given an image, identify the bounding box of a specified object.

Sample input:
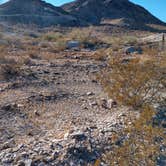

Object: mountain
[62,0,165,27]
[0,0,78,27]
[0,0,165,28]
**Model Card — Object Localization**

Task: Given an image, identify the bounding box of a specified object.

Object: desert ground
[0,25,165,165]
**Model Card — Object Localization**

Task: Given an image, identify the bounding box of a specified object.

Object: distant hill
[0,0,165,29]
[0,0,78,27]
[62,0,165,27]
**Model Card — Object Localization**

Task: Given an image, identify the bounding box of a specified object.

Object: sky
[0,0,165,22]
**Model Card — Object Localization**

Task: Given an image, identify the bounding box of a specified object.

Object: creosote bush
[0,63,22,80]
[106,105,165,166]
[98,57,165,109]
[42,32,64,42]
[97,55,166,165]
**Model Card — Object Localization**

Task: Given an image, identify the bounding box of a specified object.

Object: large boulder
[124,46,142,54]
[66,41,81,50]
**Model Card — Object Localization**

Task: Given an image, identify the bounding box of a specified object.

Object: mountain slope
[62,0,165,27]
[0,0,78,27]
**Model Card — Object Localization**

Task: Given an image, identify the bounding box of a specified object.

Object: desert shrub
[68,28,92,42]
[143,45,159,56]
[40,31,68,51]
[98,56,166,165]
[93,48,113,61]
[42,32,64,42]
[101,35,138,48]
[0,50,22,80]
[28,50,40,59]
[93,48,107,61]
[124,36,138,45]
[53,40,67,52]
[98,57,166,109]
[106,105,165,166]
[23,32,39,38]
[0,63,22,80]
[68,28,101,48]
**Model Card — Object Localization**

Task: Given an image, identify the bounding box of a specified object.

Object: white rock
[101,99,117,109]
[87,92,94,96]
[64,132,69,140]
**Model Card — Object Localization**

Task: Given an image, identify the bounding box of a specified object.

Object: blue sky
[0,0,165,22]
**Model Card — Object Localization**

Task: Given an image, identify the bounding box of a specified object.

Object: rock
[21,152,29,158]
[81,104,88,110]
[124,46,142,54]
[71,132,87,141]
[64,132,70,140]
[92,79,98,83]
[17,104,24,108]
[73,55,81,59]
[34,110,40,116]
[86,92,95,96]
[153,106,166,128]
[2,153,14,164]
[128,122,132,125]
[1,139,15,150]
[52,151,59,159]
[2,103,18,111]
[38,162,45,166]
[17,160,26,166]
[54,143,63,150]
[89,101,98,107]
[107,99,117,108]
[157,155,166,166]
[38,162,46,166]
[101,99,117,109]
[67,41,80,50]
[118,113,126,118]
[24,159,32,166]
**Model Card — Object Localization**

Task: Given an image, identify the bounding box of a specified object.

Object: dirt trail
[0,52,131,165]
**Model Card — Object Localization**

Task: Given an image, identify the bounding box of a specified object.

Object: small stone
[49,143,54,150]
[87,92,95,96]
[89,101,98,106]
[128,122,132,125]
[52,151,59,159]
[25,159,32,166]
[17,104,24,108]
[34,110,40,116]
[17,160,26,166]
[101,99,117,109]
[66,41,80,49]
[118,113,126,117]
[21,152,28,158]
[107,99,117,108]
[64,132,69,140]
[71,131,87,141]
[38,162,45,166]
[92,79,97,83]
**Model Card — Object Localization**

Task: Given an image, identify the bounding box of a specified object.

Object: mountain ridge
[0,0,79,27]
[0,0,165,28]
[62,0,165,27]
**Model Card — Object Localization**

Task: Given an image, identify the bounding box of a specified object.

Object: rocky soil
[0,50,136,166]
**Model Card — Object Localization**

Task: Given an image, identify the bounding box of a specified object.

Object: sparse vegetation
[98,54,166,165]
[106,105,165,166]
[0,63,22,80]
[0,18,165,166]
[98,56,166,109]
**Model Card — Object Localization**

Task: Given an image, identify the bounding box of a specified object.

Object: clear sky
[0,0,165,22]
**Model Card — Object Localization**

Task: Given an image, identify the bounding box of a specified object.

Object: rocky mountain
[0,0,165,28]
[62,0,165,27]
[0,0,78,27]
